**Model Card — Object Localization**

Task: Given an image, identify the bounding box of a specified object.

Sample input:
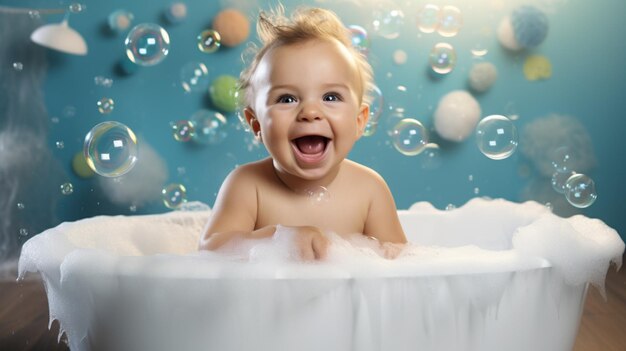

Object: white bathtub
[19,198,624,351]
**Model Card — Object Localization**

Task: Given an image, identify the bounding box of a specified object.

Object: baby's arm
[362,171,407,257]
[198,166,271,251]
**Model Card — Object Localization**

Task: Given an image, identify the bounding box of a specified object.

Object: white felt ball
[433,90,481,142]
[497,16,522,51]
[468,62,497,93]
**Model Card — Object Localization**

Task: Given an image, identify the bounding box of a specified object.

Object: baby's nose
[297,102,323,122]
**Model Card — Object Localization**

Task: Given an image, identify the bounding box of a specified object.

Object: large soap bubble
[125,23,170,66]
[391,118,428,156]
[437,6,462,37]
[565,173,597,208]
[475,115,518,160]
[83,121,138,177]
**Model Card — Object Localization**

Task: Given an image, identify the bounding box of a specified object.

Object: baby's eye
[277,95,297,104]
[323,93,343,102]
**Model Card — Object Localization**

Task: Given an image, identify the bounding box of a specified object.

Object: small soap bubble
[550,146,574,173]
[197,30,221,53]
[55,141,64,149]
[125,23,170,66]
[12,62,23,71]
[94,76,113,88]
[437,6,463,37]
[129,205,137,212]
[162,183,187,209]
[565,173,597,208]
[551,171,576,194]
[83,121,138,177]
[171,120,195,142]
[475,115,518,160]
[108,10,134,33]
[473,187,480,195]
[348,25,370,55]
[305,186,331,205]
[468,174,474,182]
[60,182,74,195]
[371,2,404,39]
[390,118,428,156]
[545,202,553,211]
[51,117,60,124]
[190,109,228,145]
[68,3,85,13]
[429,42,457,74]
[417,4,441,33]
[17,203,25,210]
[471,43,489,58]
[97,97,115,114]
[19,228,28,237]
[445,204,456,211]
[180,62,210,93]
[28,11,40,19]
[504,101,520,121]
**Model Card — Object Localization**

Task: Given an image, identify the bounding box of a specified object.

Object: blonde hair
[239,6,374,107]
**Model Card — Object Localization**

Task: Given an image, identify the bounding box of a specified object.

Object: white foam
[17,198,624,351]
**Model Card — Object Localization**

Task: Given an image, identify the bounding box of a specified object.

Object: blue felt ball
[511,5,549,49]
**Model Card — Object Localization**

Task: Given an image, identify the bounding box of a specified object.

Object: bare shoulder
[342,159,387,187]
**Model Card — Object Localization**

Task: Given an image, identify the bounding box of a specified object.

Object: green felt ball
[209,75,240,113]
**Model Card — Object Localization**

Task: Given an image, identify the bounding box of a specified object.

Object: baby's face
[248,39,369,181]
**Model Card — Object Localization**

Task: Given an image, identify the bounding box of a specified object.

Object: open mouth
[291,135,331,164]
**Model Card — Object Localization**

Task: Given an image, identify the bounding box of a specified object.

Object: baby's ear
[356,103,370,138]
[244,107,261,135]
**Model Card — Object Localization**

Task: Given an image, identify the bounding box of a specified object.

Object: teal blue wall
[2,0,625,245]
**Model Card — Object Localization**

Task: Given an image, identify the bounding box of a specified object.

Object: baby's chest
[256,190,370,234]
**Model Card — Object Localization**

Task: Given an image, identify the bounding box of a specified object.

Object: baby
[198,7,407,260]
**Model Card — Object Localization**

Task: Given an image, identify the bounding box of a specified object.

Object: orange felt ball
[212,9,250,47]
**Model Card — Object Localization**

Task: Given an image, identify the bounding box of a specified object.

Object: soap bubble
[68,3,85,13]
[108,10,134,33]
[390,118,428,156]
[551,171,575,194]
[13,62,23,71]
[94,76,113,88]
[565,173,597,208]
[60,182,74,195]
[97,97,115,114]
[162,183,187,209]
[445,204,456,211]
[550,146,574,173]
[197,29,221,53]
[416,4,440,33]
[172,120,195,142]
[17,202,25,210]
[348,25,370,55]
[437,6,463,37]
[190,109,228,144]
[180,62,210,92]
[84,121,138,177]
[55,141,64,149]
[362,122,378,137]
[371,2,404,39]
[429,42,457,74]
[125,23,170,66]
[19,228,28,237]
[305,186,331,205]
[365,84,384,125]
[476,115,518,160]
